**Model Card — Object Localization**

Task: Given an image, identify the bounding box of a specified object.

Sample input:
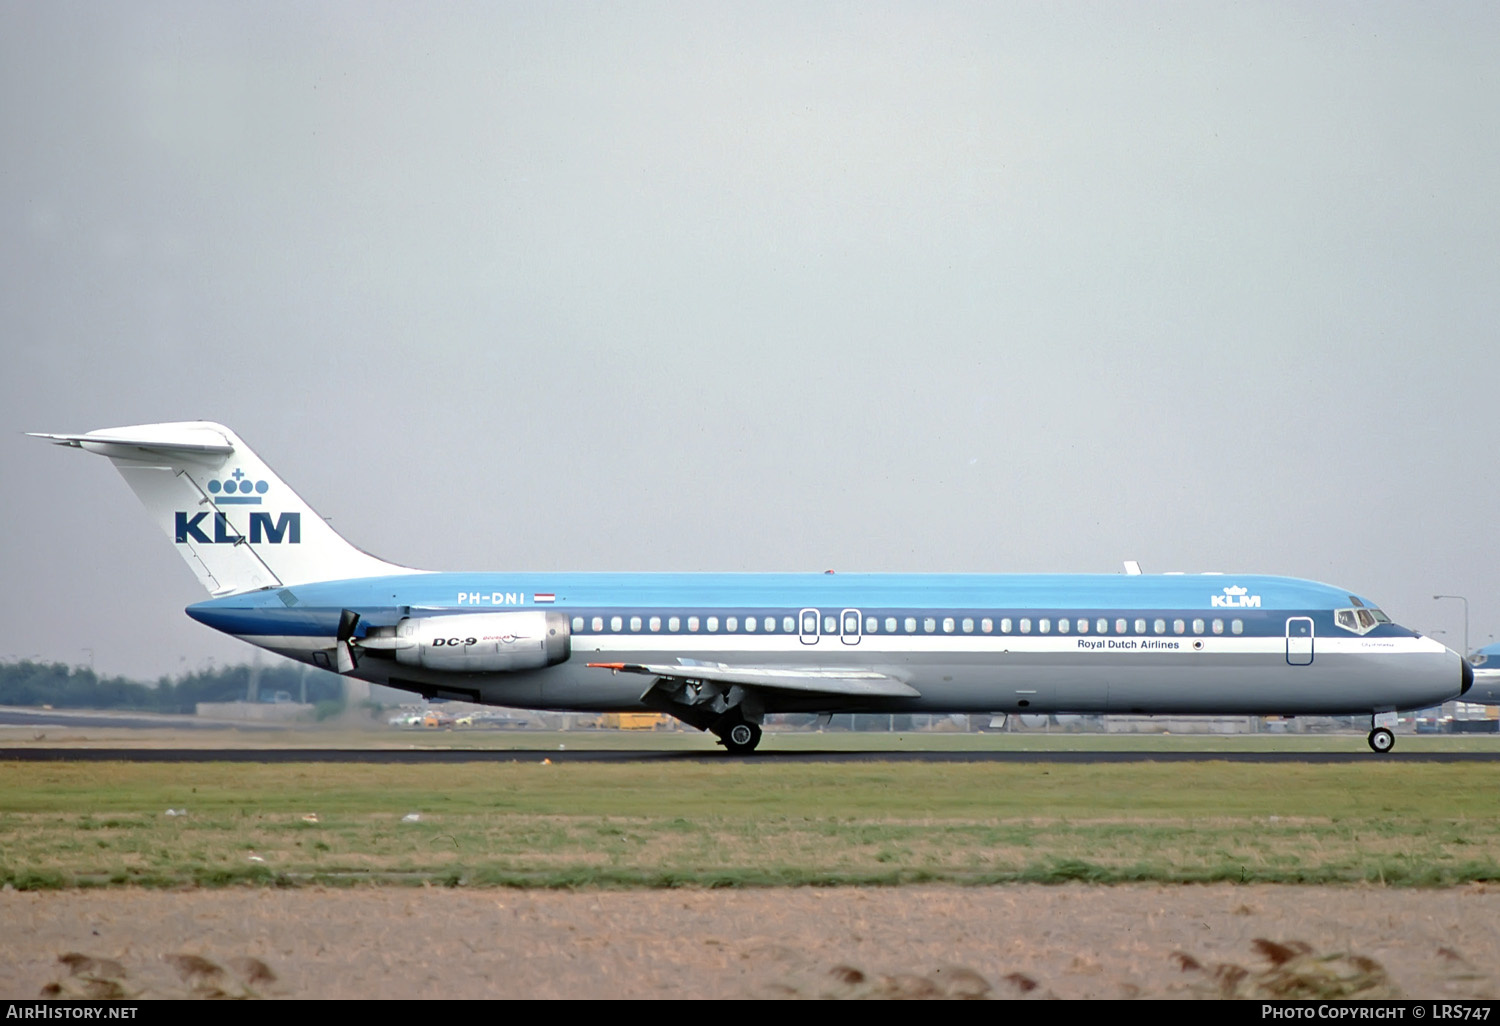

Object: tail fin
[31,421,422,595]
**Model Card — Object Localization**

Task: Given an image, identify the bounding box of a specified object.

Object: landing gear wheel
[1368,727,1395,754]
[721,720,762,754]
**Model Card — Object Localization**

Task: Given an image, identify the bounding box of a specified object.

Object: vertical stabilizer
[31,421,423,595]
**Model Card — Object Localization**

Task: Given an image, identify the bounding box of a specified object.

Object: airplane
[1463,644,1500,704]
[31,421,1471,754]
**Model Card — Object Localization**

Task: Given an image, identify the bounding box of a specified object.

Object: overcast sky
[3,2,1498,679]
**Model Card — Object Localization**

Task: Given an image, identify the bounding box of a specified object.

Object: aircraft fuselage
[186,570,1466,717]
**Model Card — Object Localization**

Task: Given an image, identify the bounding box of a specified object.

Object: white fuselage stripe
[242,632,1445,659]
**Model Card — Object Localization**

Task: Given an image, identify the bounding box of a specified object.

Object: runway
[4,746,1499,763]
[0,707,279,730]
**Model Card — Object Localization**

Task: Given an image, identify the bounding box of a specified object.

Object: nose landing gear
[1367,726,1395,754]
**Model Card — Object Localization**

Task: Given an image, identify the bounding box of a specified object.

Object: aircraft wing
[587,662,920,698]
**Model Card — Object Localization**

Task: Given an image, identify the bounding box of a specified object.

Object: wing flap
[588,662,920,698]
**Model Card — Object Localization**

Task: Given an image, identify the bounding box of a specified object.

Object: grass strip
[3,760,1498,889]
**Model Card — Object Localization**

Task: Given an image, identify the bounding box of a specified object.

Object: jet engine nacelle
[389,611,570,672]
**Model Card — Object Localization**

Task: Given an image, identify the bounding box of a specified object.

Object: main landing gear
[717,717,762,754]
[628,670,765,754]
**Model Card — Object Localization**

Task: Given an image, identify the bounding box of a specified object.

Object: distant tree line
[0,660,346,713]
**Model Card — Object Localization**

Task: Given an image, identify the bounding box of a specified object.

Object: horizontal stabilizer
[587,662,921,698]
[28,428,235,460]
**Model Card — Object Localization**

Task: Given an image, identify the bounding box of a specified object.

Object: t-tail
[30,421,423,595]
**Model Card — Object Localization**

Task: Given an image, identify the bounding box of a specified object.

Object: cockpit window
[1334,607,1381,635]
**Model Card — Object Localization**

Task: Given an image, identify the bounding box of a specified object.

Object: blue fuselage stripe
[185,569,1413,643]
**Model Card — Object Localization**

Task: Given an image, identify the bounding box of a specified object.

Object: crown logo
[208,468,270,504]
[1223,585,1248,595]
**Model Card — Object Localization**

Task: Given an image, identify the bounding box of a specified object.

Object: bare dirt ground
[2,883,1498,1000]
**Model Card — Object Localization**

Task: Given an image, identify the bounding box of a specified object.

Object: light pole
[1433,595,1469,659]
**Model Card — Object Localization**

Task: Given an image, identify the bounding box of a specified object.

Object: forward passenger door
[1286,617,1314,666]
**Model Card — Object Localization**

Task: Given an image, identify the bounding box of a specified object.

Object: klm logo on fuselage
[1210,585,1260,608]
[175,511,301,544]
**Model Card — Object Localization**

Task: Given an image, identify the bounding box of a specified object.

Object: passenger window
[962,617,974,633]
[630,616,641,632]
[1173,619,1185,635]
[1058,618,1070,633]
[669,616,681,632]
[943,617,955,633]
[1000,618,1012,634]
[745,616,756,633]
[1077,618,1088,634]
[1020,619,1032,634]
[924,617,937,633]
[824,615,837,634]
[707,616,719,633]
[688,616,700,632]
[1192,619,1205,634]
[1039,618,1051,634]
[1097,618,1108,634]
[886,617,898,633]
[726,616,737,632]
[592,616,604,632]
[1212,619,1224,635]
[865,616,877,633]
[610,616,623,632]
[1135,619,1147,634]
[572,616,584,632]
[765,617,776,632]
[1115,618,1127,634]
[1232,619,1244,635]
[981,618,993,633]
[905,617,917,633]
[783,616,795,633]
[649,616,661,632]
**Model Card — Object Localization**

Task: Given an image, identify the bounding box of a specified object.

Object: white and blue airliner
[1464,644,1500,705]
[33,422,1470,753]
